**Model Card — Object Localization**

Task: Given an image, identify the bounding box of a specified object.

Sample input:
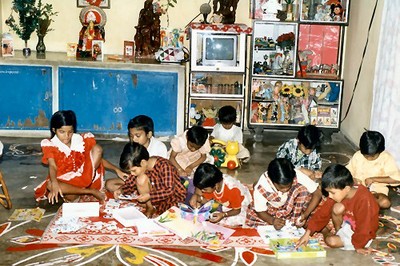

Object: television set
[202,34,238,67]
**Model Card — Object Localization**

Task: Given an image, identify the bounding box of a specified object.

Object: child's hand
[177,168,187,177]
[209,212,224,223]
[295,230,311,249]
[48,180,63,204]
[189,194,200,208]
[365,177,375,187]
[113,189,122,199]
[272,217,286,230]
[137,193,150,203]
[314,170,323,179]
[116,169,129,181]
[295,214,306,227]
[184,166,193,176]
[355,248,373,255]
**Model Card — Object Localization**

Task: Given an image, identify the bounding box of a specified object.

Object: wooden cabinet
[59,66,180,136]
[0,53,185,137]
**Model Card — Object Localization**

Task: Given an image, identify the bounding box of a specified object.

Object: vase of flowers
[35,1,58,55]
[5,0,57,57]
[276,32,295,51]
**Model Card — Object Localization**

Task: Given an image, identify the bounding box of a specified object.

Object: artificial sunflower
[280,84,293,97]
[292,85,304,97]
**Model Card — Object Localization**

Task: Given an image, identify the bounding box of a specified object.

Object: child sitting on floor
[105,142,186,217]
[127,115,168,158]
[210,105,250,163]
[296,164,379,255]
[35,110,105,204]
[102,115,168,182]
[276,124,322,180]
[189,163,251,227]
[249,158,321,229]
[169,125,211,177]
[346,130,400,209]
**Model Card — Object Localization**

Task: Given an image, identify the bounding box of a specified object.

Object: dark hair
[119,142,149,171]
[297,124,320,150]
[127,115,154,135]
[50,110,77,138]
[359,130,385,155]
[267,158,296,185]
[187,126,208,146]
[321,164,354,193]
[193,163,223,189]
[218,105,236,124]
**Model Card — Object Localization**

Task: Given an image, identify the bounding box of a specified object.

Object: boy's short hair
[321,164,354,192]
[218,105,236,124]
[119,142,149,171]
[127,115,154,134]
[187,126,208,146]
[193,163,223,189]
[268,158,296,185]
[359,130,385,155]
[297,124,320,150]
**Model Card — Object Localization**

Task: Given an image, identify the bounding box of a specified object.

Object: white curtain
[370,0,400,165]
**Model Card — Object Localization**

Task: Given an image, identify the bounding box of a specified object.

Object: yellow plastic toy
[210,139,240,170]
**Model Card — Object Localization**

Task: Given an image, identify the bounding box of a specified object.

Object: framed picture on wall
[77,0,110,9]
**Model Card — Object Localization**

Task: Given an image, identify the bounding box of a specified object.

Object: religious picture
[77,0,110,9]
[92,40,103,61]
[124,41,134,59]
[66,43,78,57]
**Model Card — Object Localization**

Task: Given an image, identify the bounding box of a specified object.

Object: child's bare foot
[63,195,80,203]
[91,189,106,204]
[144,206,156,218]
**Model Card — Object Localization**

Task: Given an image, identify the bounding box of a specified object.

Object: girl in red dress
[34,110,105,204]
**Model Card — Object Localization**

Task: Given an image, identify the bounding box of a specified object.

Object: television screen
[203,35,237,66]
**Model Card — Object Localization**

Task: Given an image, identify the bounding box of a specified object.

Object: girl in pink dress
[34,110,105,204]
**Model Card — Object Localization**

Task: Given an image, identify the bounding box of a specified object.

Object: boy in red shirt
[296,164,379,255]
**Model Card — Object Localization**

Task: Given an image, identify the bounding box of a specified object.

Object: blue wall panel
[0,65,52,129]
[59,67,178,136]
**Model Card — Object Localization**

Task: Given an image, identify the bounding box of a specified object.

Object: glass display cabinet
[249,0,349,140]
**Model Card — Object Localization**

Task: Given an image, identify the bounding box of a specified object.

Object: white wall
[0,0,252,54]
[341,0,383,145]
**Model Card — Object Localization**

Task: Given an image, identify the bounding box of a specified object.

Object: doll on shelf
[330,3,343,21]
[76,7,106,59]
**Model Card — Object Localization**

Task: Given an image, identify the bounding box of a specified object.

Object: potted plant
[5,0,57,57]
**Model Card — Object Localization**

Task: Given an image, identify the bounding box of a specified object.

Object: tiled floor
[0,131,399,265]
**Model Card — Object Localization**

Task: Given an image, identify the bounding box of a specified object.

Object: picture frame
[77,0,110,9]
[123,41,134,59]
[66,43,78,57]
[1,39,14,57]
[300,0,349,24]
[92,40,104,61]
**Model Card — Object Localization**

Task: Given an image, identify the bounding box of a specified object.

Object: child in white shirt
[211,105,250,162]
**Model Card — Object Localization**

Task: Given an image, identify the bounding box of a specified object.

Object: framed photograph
[123,41,134,59]
[300,0,349,24]
[92,40,104,61]
[66,43,78,57]
[1,39,14,57]
[77,0,110,9]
